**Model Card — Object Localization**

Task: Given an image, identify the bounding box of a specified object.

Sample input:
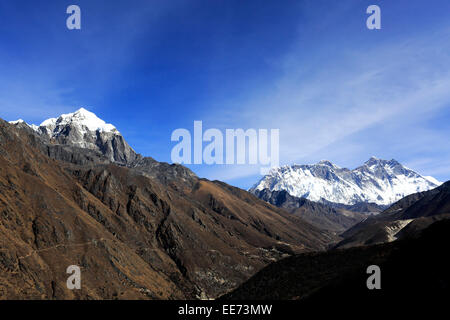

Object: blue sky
[0,0,449,189]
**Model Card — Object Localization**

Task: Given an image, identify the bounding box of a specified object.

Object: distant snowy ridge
[250,157,442,206]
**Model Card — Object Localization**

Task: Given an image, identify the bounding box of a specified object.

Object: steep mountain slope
[253,189,366,233]
[250,158,440,205]
[0,116,334,299]
[0,120,182,299]
[335,180,450,249]
[222,218,450,303]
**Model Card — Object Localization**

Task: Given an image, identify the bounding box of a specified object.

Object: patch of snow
[424,176,442,186]
[9,119,39,132]
[385,219,414,242]
[9,119,25,124]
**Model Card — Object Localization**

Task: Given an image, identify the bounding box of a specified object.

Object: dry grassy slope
[0,119,335,299]
[190,181,334,251]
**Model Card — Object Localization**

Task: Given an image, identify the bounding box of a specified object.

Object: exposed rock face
[129,156,198,188]
[0,118,334,299]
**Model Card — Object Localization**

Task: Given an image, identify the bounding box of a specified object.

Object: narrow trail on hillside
[2,238,108,275]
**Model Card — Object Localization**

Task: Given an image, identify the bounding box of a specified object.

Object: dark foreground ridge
[222,218,450,303]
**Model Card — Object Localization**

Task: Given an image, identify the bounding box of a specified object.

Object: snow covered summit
[9,108,137,164]
[38,107,118,136]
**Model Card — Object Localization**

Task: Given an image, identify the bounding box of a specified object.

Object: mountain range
[250,158,442,234]
[250,158,441,206]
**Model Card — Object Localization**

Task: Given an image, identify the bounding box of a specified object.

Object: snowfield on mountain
[250,158,441,206]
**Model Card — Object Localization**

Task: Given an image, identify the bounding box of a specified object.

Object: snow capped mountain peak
[317,160,339,168]
[10,108,118,135]
[365,156,381,165]
[250,158,441,206]
[9,108,137,164]
[39,117,57,128]
[363,157,399,168]
[74,107,89,114]
[9,119,25,125]
[8,119,39,131]
[40,107,118,134]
